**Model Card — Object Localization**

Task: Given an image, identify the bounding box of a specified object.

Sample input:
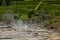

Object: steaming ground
[0,20,60,40]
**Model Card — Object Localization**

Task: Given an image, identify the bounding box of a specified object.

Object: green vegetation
[0,0,60,31]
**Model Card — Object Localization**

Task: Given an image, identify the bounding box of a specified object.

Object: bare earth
[0,28,60,40]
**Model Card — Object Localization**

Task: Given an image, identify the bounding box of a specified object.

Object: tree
[0,0,2,6]
[0,0,11,6]
[5,0,11,6]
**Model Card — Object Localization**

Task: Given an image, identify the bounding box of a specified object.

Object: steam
[5,11,29,31]
[15,20,29,31]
